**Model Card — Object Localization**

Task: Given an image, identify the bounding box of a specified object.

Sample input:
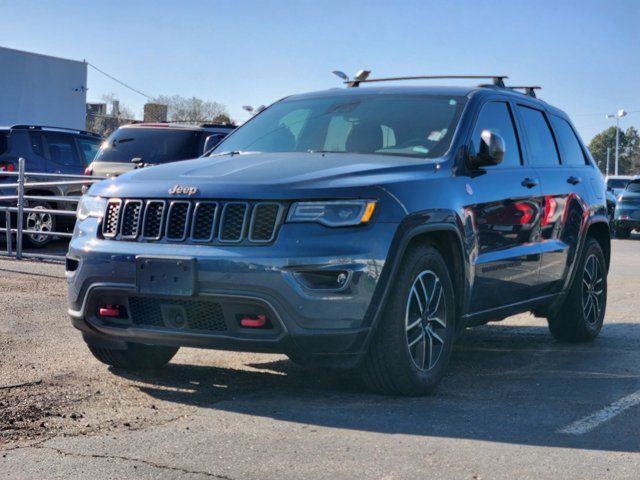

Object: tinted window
[29,133,45,157]
[0,132,8,155]
[517,106,560,167]
[77,137,101,164]
[215,94,467,159]
[626,181,640,193]
[44,133,81,167]
[607,178,631,189]
[95,128,205,164]
[471,102,521,168]
[550,116,586,166]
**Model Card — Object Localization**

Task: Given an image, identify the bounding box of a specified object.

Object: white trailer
[0,46,87,130]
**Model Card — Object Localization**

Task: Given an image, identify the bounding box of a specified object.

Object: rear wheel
[88,342,179,370]
[362,244,456,396]
[23,201,55,248]
[547,237,607,342]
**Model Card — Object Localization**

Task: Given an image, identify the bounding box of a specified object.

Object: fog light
[294,270,351,290]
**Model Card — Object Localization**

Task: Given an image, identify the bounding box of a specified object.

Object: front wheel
[88,342,179,370]
[547,237,607,342]
[361,244,456,396]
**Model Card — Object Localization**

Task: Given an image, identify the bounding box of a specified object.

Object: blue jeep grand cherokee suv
[68,74,610,395]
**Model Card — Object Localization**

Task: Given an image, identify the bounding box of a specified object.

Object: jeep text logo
[168,185,199,195]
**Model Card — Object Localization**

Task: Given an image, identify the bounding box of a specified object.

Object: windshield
[625,181,640,193]
[215,94,467,159]
[95,128,206,164]
[607,178,631,189]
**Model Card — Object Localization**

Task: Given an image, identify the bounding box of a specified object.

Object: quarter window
[77,138,102,165]
[471,102,521,168]
[550,116,587,166]
[0,132,8,155]
[517,106,560,167]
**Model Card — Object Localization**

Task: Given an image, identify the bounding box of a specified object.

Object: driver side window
[471,102,521,168]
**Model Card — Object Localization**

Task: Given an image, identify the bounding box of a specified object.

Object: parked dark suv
[613,177,640,238]
[68,74,610,395]
[85,123,235,178]
[0,125,102,246]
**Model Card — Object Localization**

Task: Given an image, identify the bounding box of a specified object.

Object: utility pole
[606,109,627,175]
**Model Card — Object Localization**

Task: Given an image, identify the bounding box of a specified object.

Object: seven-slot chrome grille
[101,199,284,244]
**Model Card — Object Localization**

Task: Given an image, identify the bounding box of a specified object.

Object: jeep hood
[89,152,442,200]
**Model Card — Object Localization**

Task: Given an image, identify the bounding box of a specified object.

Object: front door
[466,100,544,312]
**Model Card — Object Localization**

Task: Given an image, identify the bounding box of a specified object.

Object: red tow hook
[99,305,122,318]
[240,314,268,328]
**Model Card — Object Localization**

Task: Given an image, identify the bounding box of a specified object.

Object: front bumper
[67,218,397,366]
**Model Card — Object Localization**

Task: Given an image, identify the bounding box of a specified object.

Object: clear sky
[1,0,638,141]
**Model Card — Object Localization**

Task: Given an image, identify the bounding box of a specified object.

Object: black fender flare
[358,215,470,356]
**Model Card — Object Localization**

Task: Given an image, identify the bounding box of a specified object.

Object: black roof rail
[10,124,102,138]
[335,71,508,88]
[507,86,541,98]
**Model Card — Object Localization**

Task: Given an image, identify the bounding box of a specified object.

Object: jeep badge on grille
[168,185,199,195]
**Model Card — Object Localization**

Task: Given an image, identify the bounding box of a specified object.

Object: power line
[87,62,154,101]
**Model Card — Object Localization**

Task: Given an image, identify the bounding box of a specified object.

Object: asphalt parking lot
[1,237,640,479]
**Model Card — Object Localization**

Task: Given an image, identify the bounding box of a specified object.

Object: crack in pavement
[33,444,236,479]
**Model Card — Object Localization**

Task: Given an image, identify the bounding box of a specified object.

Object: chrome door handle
[521,178,539,189]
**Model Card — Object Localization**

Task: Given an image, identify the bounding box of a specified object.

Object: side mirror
[470,130,505,168]
[203,134,226,154]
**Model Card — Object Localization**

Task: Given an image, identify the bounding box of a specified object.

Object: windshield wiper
[210,150,247,157]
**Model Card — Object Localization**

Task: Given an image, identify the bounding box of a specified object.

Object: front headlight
[286,200,377,227]
[76,195,107,221]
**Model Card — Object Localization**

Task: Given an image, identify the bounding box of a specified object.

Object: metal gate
[0,158,106,261]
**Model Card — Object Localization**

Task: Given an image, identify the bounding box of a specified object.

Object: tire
[361,244,456,396]
[615,227,631,239]
[88,342,179,370]
[23,201,55,248]
[547,237,607,342]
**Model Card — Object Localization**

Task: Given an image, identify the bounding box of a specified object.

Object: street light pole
[606,109,628,176]
[606,147,610,175]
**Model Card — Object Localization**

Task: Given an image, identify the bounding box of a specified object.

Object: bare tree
[100,93,135,119]
[154,95,231,123]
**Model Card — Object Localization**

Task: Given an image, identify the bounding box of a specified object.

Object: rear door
[514,105,588,294]
[467,100,545,312]
[42,132,84,175]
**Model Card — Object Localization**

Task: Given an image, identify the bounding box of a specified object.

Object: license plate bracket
[136,256,196,296]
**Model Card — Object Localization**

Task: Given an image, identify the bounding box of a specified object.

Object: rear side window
[44,133,82,167]
[517,106,560,167]
[550,116,587,166]
[471,101,521,168]
[77,137,102,164]
[0,132,8,155]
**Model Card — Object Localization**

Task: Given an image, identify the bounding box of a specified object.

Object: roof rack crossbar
[10,124,101,138]
[506,86,541,98]
[345,74,508,88]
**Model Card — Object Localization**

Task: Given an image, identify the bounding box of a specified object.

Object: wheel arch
[24,188,59,210]
[364,219,470,345]
[586,220,611,271]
